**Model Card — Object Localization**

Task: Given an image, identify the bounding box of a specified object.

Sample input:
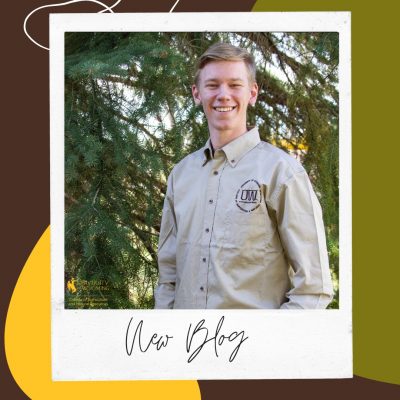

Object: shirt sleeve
[271,170,334,309]
[154,173,177,309]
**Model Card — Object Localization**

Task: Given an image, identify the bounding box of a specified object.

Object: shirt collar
[202,138,213,166]
[202,127,260,168]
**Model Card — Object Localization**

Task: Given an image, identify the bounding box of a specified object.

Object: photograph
[51,12,351,380]
[64,31,339,310]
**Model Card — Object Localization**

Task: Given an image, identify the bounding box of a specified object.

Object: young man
[154,43,333,309]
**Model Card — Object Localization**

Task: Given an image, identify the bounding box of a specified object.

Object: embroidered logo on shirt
[235,179,262,212]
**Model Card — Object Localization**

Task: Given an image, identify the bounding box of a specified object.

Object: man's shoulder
[256,141,305,174]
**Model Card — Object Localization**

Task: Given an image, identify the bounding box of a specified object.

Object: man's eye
[206,84,217,88]
[231,84,242,88]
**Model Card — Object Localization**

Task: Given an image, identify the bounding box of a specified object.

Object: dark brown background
[1,1,398,398]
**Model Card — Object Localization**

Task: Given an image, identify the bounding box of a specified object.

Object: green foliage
[65,32,339,309]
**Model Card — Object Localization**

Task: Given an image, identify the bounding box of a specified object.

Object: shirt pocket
[223,210,272,251]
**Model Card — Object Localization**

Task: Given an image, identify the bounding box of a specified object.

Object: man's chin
[211,117,237,129]
[212,123,234,132]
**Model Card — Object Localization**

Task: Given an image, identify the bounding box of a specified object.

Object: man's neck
[209,127,248,150]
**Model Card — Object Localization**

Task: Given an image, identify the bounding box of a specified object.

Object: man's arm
[154,173,177,309]
[271,170,334,309]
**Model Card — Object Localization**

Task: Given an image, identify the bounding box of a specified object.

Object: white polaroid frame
[51,12,352,380]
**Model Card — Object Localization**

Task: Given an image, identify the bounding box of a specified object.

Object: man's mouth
[213,106,237,112]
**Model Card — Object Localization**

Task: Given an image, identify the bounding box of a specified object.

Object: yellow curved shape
[5,226,200,399]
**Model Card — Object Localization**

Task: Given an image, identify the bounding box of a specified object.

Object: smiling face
[192,60,258,143]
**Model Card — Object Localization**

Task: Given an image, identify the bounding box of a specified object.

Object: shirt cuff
[154,283,175,309]
[280,293,333,309]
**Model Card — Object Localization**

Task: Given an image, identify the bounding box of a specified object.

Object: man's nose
[217,85,231,100]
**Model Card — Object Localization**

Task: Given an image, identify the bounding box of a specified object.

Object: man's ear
[192,84,202,106]
[249,82,258,106]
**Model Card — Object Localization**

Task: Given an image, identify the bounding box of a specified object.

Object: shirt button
[209,199,213,204]
[213,171,218,175]
[202,258,206,262]
[231,159,235,163]
[205,228,210,233]
[200,286,204,291]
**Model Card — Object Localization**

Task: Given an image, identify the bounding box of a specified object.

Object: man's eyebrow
[204,78,245,83]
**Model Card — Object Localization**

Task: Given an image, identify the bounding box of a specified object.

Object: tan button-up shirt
[154,127,333,309]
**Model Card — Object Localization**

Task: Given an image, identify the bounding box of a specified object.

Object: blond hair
[194,42,256,85]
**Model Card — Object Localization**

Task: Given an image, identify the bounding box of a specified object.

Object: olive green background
[253,0,400,385]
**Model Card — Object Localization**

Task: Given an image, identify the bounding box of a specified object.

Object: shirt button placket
[200,157,222,308]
